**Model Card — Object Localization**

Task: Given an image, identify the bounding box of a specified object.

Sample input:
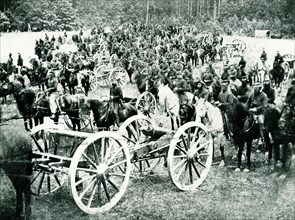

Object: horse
[81,98,137,130]
[60,66,78,95]
[277,104,295,168]
[270,62,285,92]
[0,110,32,219]
[194,98,226,166]
[155,78,195,130]
[56,94,86,131]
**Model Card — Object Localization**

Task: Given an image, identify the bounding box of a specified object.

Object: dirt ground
[0,32,295,219]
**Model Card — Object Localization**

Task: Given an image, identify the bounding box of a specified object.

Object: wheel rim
[70,132,131,214]
[95,65,111,87]
[168,122,213,191]
[136,91,157,117]
[118,115,161,175]
[30,125,68,195]
[63,112,90,131]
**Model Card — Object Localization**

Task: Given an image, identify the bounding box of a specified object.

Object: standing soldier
[284,78,295,107]
[260,47,267,62]
[7,53,14,75]
[110,77,123,130]
[17,53,23,74]
[46,71,58,120]
[174,74,189,105]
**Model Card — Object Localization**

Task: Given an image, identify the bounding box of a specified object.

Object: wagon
[30,115,213,214]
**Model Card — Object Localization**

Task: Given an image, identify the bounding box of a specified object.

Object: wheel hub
[96,163,108,175]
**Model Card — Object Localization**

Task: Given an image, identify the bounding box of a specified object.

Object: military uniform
[285,80,295,107]
[47,73,58,118]
[110,83,123,127]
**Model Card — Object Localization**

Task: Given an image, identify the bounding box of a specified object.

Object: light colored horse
[157,82,194,130]
[195,98,226,166]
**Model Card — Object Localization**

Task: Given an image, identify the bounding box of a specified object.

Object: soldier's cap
[203,78,213,83]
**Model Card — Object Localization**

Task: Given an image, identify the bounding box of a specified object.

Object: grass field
[0,31,294,220]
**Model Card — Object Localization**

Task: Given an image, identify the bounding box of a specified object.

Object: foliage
[0,0,294,38]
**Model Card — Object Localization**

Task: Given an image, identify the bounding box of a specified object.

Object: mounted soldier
[236,74,252,105]
[262,75,276,105]
[247,82,268,143]
[7,53,14,75]
[173,74,189,105]
[110,76,123,129]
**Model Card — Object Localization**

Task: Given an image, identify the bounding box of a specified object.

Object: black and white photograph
[0,0,294,219]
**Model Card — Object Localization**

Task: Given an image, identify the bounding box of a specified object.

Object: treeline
[0,0,294,38]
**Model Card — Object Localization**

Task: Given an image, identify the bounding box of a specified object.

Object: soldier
[237,74,252,105]
[17,53,23,70]
[247,82,268,142]
[174,74,189,105]
[260,47,267,62]
[262,75,276,104]
[274,51,284,66]
[110,77,123,129]
[46,71,58,120]
[216,77,236,140]
[193,78,210,102]
[284,78,295,107]
[7,53,14,75]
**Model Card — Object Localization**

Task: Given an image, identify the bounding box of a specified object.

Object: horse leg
[219,143,225,167]
[235,140,244,171]
[264,133,272,162]
[245,140,252,172]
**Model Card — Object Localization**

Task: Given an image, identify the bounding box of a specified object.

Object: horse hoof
[219,160,225,167]
[243,168,250,173]
[235,168,241,172]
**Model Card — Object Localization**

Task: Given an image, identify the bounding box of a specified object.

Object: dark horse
[9,80,82,131]
[270,61,285,91]
[81,98,137,130]
[0,108,32,220]
[218,97,283,171]
[60,66,78,95]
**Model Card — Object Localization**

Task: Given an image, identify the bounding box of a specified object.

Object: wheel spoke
[121,135,136,144]
[31,135,44,153]
[92,143,99,163]
[107,148,123,165]
[78,178,96,199]
[108,159,127,170]
[181,135,188,151]
[101,178,110,201]
[54,174,62,187]
[82,153,98,168]
[75,174,96,186]
[101,137,106,162]
[187,128,191,148]
[175,161,187,181]
[47,175,51,193]
[173,159,186,173]
[188,163,193,184]
[192,162,201,178]
[107,179,119,191]
[108,172,127,177]
[87,182,98,208]
[37,173,45,194]
[31,170,42,185]
[196,159,207,168]
[175,143,187,154]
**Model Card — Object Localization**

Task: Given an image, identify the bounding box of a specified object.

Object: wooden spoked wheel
[63,111,91,131]
[226,44,234,58]
[95,65,111,87]
[30,124,68,195]
[282,54,295,62]
[86,70,97,91]
[232,39,246,52]
[118,115,161,175]
[167,121,213,191]
[136,91,157,117]
[109,67,129,87]
[69,132,131,214]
